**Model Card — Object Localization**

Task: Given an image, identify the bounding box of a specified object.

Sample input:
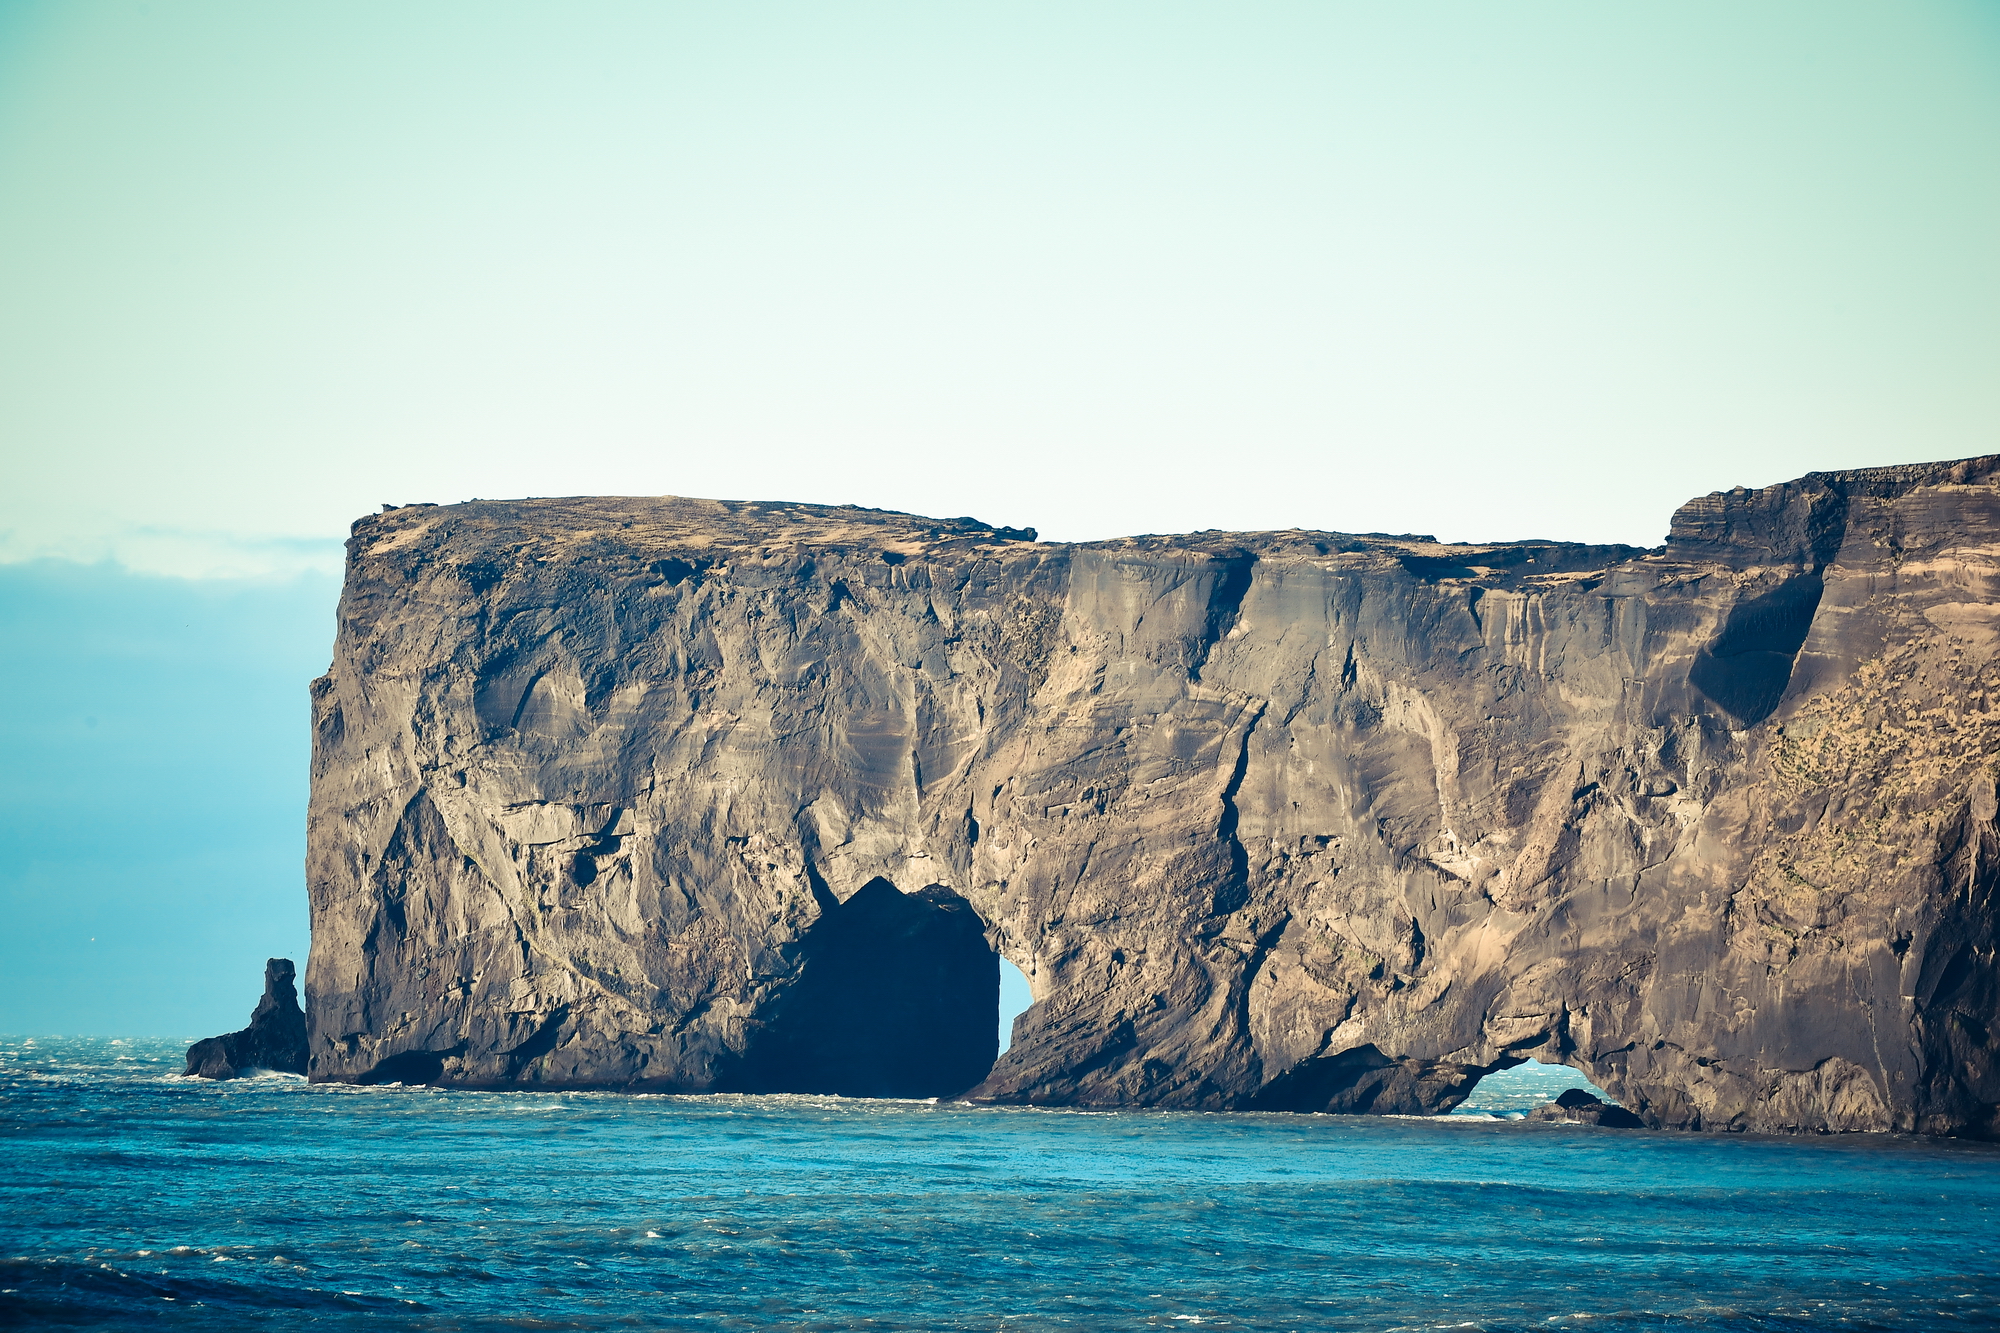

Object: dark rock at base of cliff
[1247,1044,1487,1115]
[1527,1087,1646,1128]
[185,959,308,1079]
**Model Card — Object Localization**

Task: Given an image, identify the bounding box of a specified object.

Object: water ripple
[3,1037,1998,1330]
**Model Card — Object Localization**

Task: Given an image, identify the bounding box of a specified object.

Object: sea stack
[185,958,309,1079]
[303,458,2000,1134]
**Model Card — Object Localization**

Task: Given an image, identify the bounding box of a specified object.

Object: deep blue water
[5,1038,1999,1331]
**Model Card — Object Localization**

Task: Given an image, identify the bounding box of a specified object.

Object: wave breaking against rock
[304,458,2000,1134]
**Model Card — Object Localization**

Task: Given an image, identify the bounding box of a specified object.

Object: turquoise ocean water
[4,1037,1998,1331]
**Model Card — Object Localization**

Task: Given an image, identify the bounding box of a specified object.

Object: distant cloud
[0,521,345,581]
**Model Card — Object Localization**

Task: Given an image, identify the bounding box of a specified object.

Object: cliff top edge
[348,452,2000,577]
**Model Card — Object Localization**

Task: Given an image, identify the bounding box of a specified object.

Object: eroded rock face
[306,458,2000,1134]
[186,958,308,1079]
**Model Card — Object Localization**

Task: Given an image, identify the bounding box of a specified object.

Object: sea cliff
[304,457,2000,1133]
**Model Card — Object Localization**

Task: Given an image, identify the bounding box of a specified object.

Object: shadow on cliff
[1687,572,1823,727]
[1911,773,2000,1137]
[721,878,1001,1099]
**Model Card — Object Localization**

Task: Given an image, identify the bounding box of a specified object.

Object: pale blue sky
[1,2,1996,1033]
[0,563,328,1032]
[2,1,1996,577]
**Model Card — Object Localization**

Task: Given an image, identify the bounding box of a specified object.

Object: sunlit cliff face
[306,459,2000,1135]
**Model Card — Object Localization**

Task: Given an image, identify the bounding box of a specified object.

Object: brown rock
[302,459,2000,1134]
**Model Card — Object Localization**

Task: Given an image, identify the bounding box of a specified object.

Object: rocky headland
[298,456,2000,1134]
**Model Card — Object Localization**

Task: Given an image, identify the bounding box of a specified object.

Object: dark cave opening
[726,877,1001,1099]
[357,1049,448,1086]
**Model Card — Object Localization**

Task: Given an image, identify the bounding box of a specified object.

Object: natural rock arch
[724,878,1000,1099]
[302,460,2000,1135]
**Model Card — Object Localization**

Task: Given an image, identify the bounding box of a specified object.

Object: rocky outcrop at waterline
[186,958,308,1079]
[304,457,2000,1134]
[1528,1088,1645,1128]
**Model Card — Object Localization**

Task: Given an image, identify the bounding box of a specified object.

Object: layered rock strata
[186,958,309,1079]
[306,457,2000,1133]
